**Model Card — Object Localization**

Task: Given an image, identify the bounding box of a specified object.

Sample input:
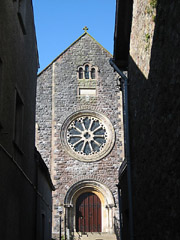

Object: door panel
[76,192,101,232]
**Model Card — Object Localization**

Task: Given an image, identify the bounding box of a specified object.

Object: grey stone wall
[36,33,124,236]
[36,67,53,169]
[128,0,180,239]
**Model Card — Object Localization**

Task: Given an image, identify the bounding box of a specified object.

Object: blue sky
[32,0,116,73]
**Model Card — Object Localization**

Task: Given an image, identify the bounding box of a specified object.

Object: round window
[60,110,115,162]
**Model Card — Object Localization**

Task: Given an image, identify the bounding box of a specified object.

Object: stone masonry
[36,31,124,239]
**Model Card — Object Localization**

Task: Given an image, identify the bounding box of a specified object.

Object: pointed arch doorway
[76,192,101,232]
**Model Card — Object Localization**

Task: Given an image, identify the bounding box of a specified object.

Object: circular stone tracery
[61,111,115,162]
[67,116,107,155]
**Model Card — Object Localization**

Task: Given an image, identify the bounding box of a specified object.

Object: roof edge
[86,32,113,57]
[38,32,112,77]
[38,32,87,76]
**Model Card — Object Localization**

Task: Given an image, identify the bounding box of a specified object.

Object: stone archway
[64,179,115,240]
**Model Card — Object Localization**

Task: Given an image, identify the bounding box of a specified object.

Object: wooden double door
[76,192,101,232]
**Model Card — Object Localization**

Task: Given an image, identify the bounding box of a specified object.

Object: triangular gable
[38,32,112,76]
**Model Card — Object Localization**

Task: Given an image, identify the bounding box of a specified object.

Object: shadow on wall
[126,0,180,239]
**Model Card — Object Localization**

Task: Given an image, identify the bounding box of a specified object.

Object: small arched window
[79,68,83,79]
[85,65,89,79]
[91,68,96,79]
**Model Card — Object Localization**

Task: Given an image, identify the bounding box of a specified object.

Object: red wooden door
[76,192,101,232]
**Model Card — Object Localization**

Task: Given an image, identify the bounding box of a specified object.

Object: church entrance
[76,192,101,232]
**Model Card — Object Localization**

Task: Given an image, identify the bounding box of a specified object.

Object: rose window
[61,111,115,162]
[67,117,107,155]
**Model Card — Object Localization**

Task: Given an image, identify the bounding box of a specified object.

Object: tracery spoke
[73,126,82,133]
[93,135,104,138]
[88,119,93,131]
[73,138,83,147]
[81,121,86,131]
[93,140,101,147]
[93,126,103,133]
[89,141,93,152]
[71,134,82,137]
[81,140,86,152]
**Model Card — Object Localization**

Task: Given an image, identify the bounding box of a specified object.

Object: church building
[36,28,124,240]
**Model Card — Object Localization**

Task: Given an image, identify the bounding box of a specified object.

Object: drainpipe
[117,184,122,240]
[109,58,134,240]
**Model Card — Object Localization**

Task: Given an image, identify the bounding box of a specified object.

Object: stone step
[74,232,117,240]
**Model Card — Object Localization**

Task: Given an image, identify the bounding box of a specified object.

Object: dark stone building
[112,0,180,239]
[36,29,124,240]
[0,1,54,240]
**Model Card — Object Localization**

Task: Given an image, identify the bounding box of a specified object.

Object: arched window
[91,68,95,79]
[79,68,83,79]
[85,65,89,79]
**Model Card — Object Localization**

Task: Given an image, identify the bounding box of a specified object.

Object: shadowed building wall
[0,1,54,239]
[113,0,180,239]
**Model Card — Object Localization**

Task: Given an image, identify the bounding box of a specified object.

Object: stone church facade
[36,29,124,240]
